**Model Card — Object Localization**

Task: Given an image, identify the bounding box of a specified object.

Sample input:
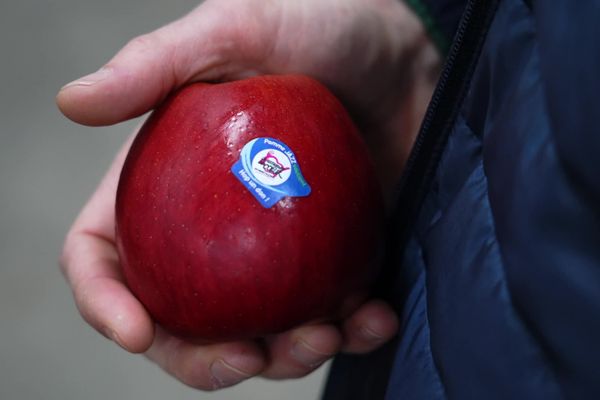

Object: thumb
[56,4,245,126]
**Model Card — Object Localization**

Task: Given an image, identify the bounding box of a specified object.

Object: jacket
[323,0,600,399]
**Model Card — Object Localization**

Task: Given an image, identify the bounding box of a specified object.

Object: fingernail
[359,325,385,342]
[209,359,251,389]
[105,328,128,351]
[291,339,331,368]
[60,67,113,91]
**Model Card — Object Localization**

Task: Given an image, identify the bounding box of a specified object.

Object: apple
[115,75,384,342]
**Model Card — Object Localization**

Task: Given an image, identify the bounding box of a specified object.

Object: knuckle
[125,33,161,54]
[58,231,76,278]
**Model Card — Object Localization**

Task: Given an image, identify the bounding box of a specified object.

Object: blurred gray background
[0,0,328,399]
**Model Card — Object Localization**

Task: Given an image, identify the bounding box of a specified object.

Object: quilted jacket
[323,1,600,399]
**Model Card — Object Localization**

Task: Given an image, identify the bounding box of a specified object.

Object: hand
[58,0,439,390]
[60,132,398,389]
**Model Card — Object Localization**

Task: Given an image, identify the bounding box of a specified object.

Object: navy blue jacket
[324,1,600,399]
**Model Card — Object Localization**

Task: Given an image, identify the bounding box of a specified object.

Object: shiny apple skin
[115,75,384,342]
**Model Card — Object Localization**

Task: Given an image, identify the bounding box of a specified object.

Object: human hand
[60,132,398,389]
[58,0,439,390]
[57,0,440,192]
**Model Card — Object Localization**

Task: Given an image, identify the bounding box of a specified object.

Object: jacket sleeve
[404,0,468,55]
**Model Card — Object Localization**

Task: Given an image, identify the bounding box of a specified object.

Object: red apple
[115,75,384,342]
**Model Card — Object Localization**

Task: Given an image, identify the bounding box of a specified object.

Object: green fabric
[405,0,451,55]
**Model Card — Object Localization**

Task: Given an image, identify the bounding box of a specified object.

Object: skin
[57,0,440,391]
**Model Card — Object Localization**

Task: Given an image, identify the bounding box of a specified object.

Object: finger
[61,235,154,353]
[340,299,399,354]
[56,18,200,126]
[55,2,254,127]
[260,324,342,380]
[61,134,154,353]
[145,327,266,390]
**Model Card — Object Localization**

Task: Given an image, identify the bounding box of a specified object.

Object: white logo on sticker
[251,149,292,186]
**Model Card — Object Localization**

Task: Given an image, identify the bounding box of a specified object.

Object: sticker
[231,137,311,208]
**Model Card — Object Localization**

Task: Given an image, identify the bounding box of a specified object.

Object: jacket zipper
[379,0,500,303]
[321,2,501,400]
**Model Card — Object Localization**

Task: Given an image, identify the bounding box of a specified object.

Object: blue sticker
[231,137,311,208]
